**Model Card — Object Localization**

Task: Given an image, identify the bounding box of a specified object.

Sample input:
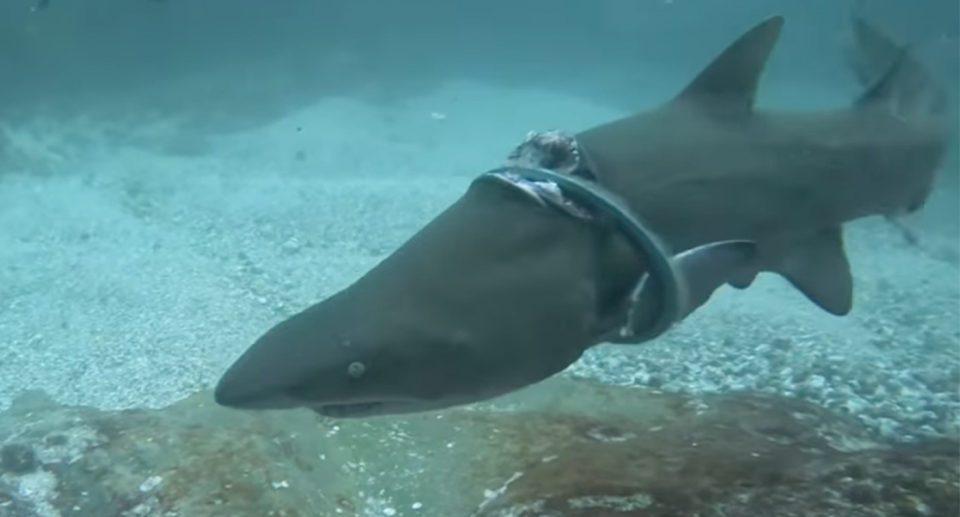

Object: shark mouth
[314,402,385,417]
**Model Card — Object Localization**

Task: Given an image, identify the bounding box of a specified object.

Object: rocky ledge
[0,377,956,517]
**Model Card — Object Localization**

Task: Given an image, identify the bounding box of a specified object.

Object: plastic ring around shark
[476,166,684,344]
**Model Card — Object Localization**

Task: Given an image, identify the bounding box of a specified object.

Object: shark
[214,15,950,418]
[574,16,949,317]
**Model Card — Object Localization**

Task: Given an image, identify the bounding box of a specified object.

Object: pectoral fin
[632,240,759,327]
[672,240,759,319]
[777,226,853,316]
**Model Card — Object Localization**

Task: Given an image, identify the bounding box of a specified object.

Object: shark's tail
[849,16,948,124]
[849,16,950,244]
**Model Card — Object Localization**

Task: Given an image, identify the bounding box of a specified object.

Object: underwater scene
[0,0,958,516]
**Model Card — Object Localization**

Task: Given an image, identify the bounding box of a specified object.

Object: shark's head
[217,333,425,418]
[213,293,512,418]
[214,182,606,418]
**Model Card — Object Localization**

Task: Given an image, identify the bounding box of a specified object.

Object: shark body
[575,16,949,316]
[214,16,949,418]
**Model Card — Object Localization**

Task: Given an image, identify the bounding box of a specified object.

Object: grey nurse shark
[214,16,950,418]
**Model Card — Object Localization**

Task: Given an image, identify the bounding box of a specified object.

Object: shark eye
[347,361,366,378]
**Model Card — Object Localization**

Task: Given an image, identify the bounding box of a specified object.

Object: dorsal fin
[854,45,909,110]
[672,16,785,117]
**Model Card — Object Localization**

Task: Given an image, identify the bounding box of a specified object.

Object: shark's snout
[213,362,301,410]
[214,343,434,418]
[215,350,410,417]
[214,300,361,411]
[214,293,452,418]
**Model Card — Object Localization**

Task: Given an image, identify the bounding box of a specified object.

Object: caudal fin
[849,16,947,122]
[851,16,950,232]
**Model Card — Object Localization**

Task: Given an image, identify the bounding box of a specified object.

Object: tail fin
[849,16,948,122]
[850,16,950,240]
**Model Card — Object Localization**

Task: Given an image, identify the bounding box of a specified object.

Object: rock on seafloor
[0,378,956,517]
